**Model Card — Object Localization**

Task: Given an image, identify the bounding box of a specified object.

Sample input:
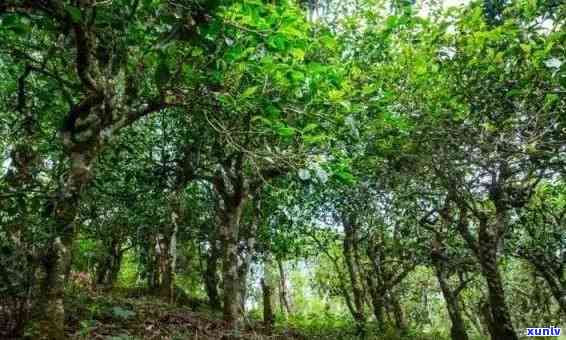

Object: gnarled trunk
[342,216,366,333]
[39,235,73,340]
[219,196,245,327]
[432,257,469,340]
[262,255,275,332]
[456,202,517,340]
[528,257,566,317]
[204,240,222,310]
[389,292,407,333]
[238,257,251,315]
[39,152,94,339]
[159,193,181,302]
[366,275,385,329]
[477,216,517,340]
[157,230,177,301]
[237,209,258,315]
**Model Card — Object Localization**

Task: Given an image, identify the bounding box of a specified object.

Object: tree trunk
[456,203,518,340]
[277,259,292,315]
[530,260,566,317]
[158,191,181,301]
[158,232,177,302]
[477,217,518,340]
[219,196,245,327]
[365,241,389,331]
[312,232,356,317]
[95,255,111,287]
[479,300,497,339]
[343,217,366,333]
[432,257,469,340]
[95,239,124,288]
[39,235,73,340]
[147,240,160,290]
[261,279,274,332]
[262,256,275,332]
[108,245,124,287]
[204,240,222,310]
[237,209,259,315]
[366,275,385,330]
[39,151,94,339]
[389,292,407,333]
[205,242,221,309]
[238,257,251,315]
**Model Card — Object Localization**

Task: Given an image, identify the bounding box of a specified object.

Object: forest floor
[23,287,313,340]
[24,287,442,340]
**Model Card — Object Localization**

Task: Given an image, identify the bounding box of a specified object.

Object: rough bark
[159,191,181,302]
[147,239,160,290]
[238,263,250,316]
[342,216,366,333]
[157,231,177,301]
[218,195,245,327]
[2,4,174,338]
[261,279,274,332]
[454,201,518,340]
[432,255,469,340]
[96,238,125,288]
[366,275,385,329]
[204,240,222,310]
[262,256,275,332]
[528,257,566,317]
[237,207,259,315]
[480,300,497,339]
[477,215,518,340]
[365,238,413,331]
[210,154,257,327]
[39,235,73,340]
[277,259,292,316]
[39,150,95,339]
[389,292,407,333]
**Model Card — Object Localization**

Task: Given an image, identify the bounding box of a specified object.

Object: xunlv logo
[524,327,561,337]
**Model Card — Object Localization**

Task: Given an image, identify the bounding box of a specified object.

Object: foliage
[0,0,565,339]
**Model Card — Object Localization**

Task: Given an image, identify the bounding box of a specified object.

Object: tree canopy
[0,0,565,339]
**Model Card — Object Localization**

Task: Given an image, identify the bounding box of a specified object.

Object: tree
[1,1,217,336]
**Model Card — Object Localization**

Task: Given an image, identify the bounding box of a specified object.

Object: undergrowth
[22,286,455,340]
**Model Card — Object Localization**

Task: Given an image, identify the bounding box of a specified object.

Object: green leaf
[191,47,203,57]
[267,34,287,50]
[289,70,305,82]
[544,93,559,110]
[303,134,327,145]
[251,115,272,126]
[242,86,258,98]
[2,15,28,35]
[334,169,356,184]
[266,105,281,118]
[414,58,427,75]
[2,15,18,26]
[302,123,318,133]
[65,5,82,23]
[290,48,305,61]
[328,89,344,103]
[276,126,296,138]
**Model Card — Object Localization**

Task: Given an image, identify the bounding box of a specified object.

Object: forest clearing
[0,0,565,339]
